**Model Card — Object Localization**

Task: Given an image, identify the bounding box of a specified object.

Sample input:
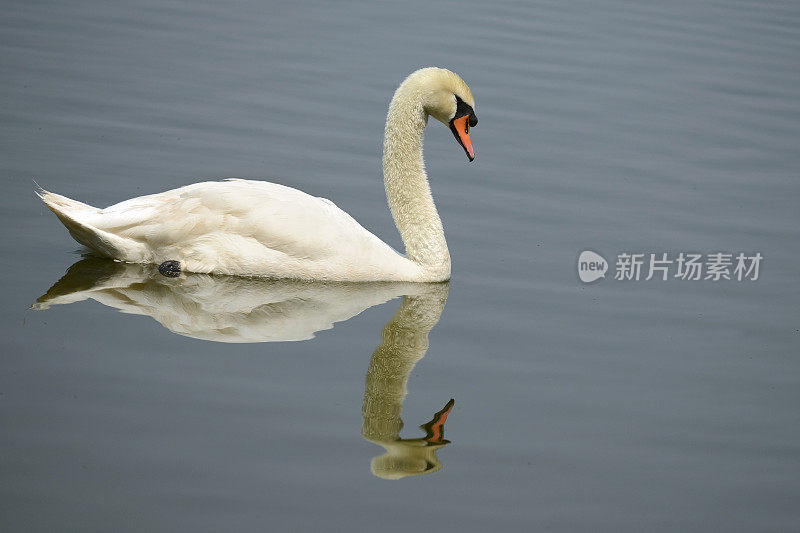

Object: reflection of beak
[449,115,475,161]
[422,398,455,443]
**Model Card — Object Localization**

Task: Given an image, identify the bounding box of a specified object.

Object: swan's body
[40,179,422,280]
[38,67,478,281]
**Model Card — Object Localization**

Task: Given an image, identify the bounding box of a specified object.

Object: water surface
[2,0,799,531]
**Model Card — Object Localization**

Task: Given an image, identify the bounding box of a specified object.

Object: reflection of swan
[34,257,436,343]
[38,68,478,281]
[362,284,454,479]
[37,259,456,477]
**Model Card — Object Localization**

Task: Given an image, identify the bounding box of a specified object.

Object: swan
[37,67,478,281]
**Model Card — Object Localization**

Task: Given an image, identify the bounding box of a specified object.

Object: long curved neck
[382,84,450,279]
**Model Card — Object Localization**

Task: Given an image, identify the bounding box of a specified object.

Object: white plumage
[38,68,477,282]
[39,179,415,280]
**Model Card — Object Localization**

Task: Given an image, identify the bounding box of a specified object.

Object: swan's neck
[383,86,450,279]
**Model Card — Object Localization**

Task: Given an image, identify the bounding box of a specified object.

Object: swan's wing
[80,179,406,276]
[90,179,372,249]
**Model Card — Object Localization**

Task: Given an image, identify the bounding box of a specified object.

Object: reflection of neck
[361,285,448,442]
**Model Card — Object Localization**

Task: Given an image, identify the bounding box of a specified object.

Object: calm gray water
[2,0,799,531]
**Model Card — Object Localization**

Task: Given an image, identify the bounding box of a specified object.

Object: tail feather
[37,187,130,259]
[36,188,97,213]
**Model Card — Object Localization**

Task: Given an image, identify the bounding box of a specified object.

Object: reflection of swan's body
[35,258,435,342]
[362,284,453,479]
[38,68,478,282]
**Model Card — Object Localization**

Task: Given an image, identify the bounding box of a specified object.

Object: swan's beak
[449,115,476,162]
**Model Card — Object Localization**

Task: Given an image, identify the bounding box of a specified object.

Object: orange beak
[450,115,475,162]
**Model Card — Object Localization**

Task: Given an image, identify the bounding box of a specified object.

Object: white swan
[38,67,478,282]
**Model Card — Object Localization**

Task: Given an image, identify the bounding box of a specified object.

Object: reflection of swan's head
[370,440,448,480]
[392,67,478,161]
[367,398,454,480]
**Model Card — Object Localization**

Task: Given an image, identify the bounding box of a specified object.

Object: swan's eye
[453,95,477,128]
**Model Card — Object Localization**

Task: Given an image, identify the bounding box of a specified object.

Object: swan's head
[402,67,479,161]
